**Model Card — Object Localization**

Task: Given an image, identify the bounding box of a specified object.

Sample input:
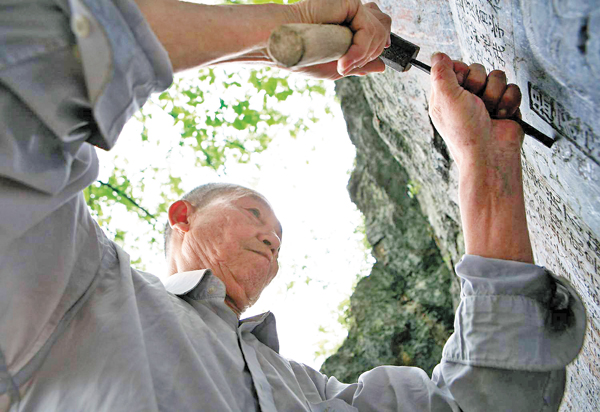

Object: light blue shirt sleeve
[0,0,172,403]
[314,255,586,411]
[0,0,172,244]
[0,1,586,411]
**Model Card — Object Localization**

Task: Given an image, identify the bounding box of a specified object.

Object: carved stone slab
[447,0,600,409]
[330,0,599,409]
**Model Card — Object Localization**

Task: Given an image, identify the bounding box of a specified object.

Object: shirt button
[207,287,216,295]
[73,15,91,38]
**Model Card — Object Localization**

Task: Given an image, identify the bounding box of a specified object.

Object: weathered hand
[290,0,392,77]
[428,52,524,170]
[429,52,533,263]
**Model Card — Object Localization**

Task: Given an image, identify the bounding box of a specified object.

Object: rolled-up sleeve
[319,255,586,412]
[68,0,173,149]
[443,255,585,371]
[0,0,172,404]
[0,0,172,240]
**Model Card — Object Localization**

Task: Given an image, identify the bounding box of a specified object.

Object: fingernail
[385,36,391,48]
[431,51,444,65]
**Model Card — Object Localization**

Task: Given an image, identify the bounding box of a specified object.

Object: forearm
[134,0,296,72]
[458,151,534,263]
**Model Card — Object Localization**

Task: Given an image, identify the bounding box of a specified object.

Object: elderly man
[0,0,585,411]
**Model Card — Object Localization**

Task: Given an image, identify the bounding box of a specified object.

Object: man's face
[181,192,282,314]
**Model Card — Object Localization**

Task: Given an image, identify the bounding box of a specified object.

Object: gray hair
[163,183,259,258]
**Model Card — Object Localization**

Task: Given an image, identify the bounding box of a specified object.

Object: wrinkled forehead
[221,188,269,206]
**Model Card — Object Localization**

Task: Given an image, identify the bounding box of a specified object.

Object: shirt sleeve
[0,0,172,401]
[318,255,586,412]
[0,0,172,243]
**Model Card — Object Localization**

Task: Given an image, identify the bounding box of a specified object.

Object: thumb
[430,52,461,99]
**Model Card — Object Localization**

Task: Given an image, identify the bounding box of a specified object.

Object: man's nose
[259,232,281,255]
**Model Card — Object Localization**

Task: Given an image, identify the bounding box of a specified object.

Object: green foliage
[314,324,344,360]
[86,65,332,269]
[353,214,372,259]
[148,67,325,170]
[336,296,352,329]
[406,180,421,199]
[320,261,454,382]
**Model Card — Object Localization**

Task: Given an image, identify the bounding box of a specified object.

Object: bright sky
[96,69,374,370]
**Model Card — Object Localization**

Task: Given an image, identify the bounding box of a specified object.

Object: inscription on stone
[523,159,600,316]
[529,82,600,166]
[449,1,600,409]
[522,157,600,411]
[454,0,514,73]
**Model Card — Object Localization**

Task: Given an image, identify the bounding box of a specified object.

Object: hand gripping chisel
[267,24,555,148]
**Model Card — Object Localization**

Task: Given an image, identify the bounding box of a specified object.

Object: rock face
[321,0,600,410]
[320,76,456,382]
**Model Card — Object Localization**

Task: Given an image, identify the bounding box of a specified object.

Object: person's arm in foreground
[133,0,391,78]
[428,53,533,263]
[0,0,388,408]
[300,54,586,411]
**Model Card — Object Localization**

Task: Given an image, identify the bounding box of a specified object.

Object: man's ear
[168,200,193,233]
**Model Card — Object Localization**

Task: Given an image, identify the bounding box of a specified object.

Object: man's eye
[249,208,260,218]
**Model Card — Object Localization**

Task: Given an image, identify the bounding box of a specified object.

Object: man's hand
[134,0,391,79]
[429,52,523,169]
[290,0,392,78]
[428,52,534,264]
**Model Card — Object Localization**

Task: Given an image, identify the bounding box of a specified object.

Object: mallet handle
[267,24,352,68]
[267,24,555,148]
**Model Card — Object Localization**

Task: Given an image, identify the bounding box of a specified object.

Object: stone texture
[322,0,600,410]
[320,76,455,382]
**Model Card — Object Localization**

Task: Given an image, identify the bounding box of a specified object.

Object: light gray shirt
[0,0,586,411]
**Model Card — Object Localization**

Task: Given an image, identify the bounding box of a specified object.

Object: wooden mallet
[267,23,555,148]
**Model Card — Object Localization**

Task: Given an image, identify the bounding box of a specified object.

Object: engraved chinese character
[481,33,491,48]
[490,15,504,38]
[486,0,502,13]
[587,231,600,254]
[554,101,578,140]
[478,9,489,25]
[563,205,583,233]
[529,82,542,111]
[581,123,594,152]
[491,42,505,66]
[467,26,480,44]
[528,84,554,123]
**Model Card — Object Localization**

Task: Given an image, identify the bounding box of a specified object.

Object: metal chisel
[268,25,555,148]
[381,33,554,148]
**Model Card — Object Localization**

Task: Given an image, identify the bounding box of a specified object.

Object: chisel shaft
[408,57,555,148]
[267,25,555,149]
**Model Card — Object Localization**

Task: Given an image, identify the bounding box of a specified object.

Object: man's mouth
[249,249,271,262]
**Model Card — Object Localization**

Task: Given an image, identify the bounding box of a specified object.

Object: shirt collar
[162,269,280,353]
[162,269,210,295]
[162,269,230,303]
[240,312,280,353]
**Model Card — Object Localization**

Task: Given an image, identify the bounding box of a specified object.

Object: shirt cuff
[70,0,174,150]
[442,255,586,371]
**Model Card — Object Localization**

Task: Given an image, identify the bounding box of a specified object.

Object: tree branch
[97,181,157,221]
